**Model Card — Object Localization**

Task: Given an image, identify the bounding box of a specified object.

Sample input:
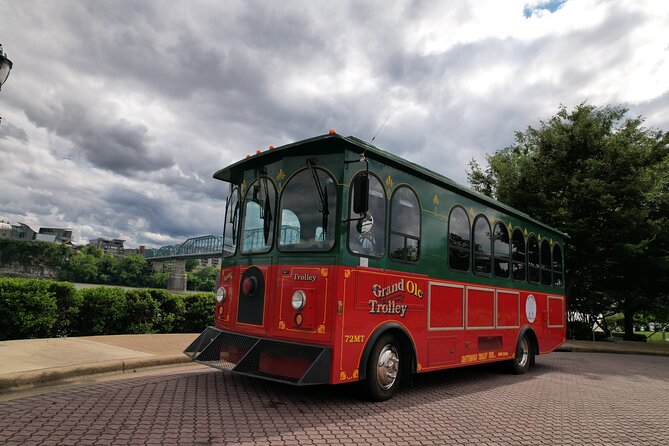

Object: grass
[636,331,669,343]
[612,331,669,344]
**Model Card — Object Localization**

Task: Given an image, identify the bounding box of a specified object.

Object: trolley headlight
[216,287,227,303]
[291,290,306,310]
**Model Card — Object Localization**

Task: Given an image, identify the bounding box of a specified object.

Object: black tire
[509,333,534,374]
[364,333,402,401]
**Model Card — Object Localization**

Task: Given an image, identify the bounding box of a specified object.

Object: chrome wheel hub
[376,344,399,390]
[517,337,529,367]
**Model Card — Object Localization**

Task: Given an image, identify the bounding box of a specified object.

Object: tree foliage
[468,104,669,338]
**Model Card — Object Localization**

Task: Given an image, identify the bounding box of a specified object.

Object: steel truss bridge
[142,235,225,261]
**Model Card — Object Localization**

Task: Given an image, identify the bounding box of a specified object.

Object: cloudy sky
[1,0,668,248]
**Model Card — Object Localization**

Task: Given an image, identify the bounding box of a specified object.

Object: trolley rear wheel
[509,333,534,374]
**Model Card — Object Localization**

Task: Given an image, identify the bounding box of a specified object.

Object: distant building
[89,238,125,256]
[0,220,12,239]
[35,233,57,243]
[11,222,36,241]
[123,247,142,256]
[38,227,74,244]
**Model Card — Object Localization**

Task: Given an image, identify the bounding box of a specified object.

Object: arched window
[493,222,510,278]
[278,168,337,251]
[241,177,277,254]
[473,215,492,276]
[222,185,240,257]
[348,173,386,258]
[511,228,526,281]
[389,187,420,262]
[540,239,552,286]
[527,235,540,284]
[448,206,470,272]
[553,244,564,287]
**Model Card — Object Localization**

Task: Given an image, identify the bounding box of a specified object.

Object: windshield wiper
[306,159,329,239]
[262,177,272,245]
[252,172,273,245]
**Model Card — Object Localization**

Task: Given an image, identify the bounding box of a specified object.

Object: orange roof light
[256,150,262,154]
[329,129,336,135]
[269,145,275,150]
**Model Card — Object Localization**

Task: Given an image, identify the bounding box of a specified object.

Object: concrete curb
[556,344,669,357]
[0,354,192,393]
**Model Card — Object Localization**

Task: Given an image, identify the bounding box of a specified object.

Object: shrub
[567,320,593,340]
[74,287,129,335]
[626,333,648,342]
[0,278,216,338]
[0,278,57,340]
[124,289,161,333]
[178,293,215,333]
[147,289,185,333]
[47,281,81,336]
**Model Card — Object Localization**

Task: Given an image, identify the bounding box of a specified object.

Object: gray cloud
[0,121,28,143]
[23,100,173,174]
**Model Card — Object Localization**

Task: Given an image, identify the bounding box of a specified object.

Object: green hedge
[0,278,214,340]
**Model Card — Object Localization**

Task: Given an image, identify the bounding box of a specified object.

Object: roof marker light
[329,129,336,135]
[269,146,275,150]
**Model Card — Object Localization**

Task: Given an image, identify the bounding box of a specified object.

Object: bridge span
[143,235,226,291]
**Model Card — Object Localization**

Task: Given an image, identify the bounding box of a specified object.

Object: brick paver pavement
[0,352,667,445]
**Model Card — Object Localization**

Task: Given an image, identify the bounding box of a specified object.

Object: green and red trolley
[186,131,567,401]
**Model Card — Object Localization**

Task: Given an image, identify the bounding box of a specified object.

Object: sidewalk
[556,338,669,356]
[0,333,200,392]
[1,334,668,393]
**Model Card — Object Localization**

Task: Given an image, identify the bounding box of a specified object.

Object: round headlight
[216,287,227,303]
[291,290,306,310]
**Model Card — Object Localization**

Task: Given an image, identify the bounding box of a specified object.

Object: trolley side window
[389,186,420,262]
[511,228,526,281]
[540,239,552,286]
[527,234,540,284]
[349,173,386,258]
[473,215,492,276]
[448,206,471,272]
[493,221,510,278]
[553,243,564,287]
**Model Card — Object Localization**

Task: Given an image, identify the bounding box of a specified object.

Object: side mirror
[352,174,369,214]
[356,214,374,234]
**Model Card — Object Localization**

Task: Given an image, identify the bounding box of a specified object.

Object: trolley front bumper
[184,327,331,385]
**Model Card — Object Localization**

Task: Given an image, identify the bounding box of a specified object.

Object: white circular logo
[526,295,537,323]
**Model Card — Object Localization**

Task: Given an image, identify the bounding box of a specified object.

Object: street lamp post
[0,43,13,124]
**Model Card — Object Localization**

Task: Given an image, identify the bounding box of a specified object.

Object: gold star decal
[433,195,440,206]
[385,175,393,189]
[276,169,285,181]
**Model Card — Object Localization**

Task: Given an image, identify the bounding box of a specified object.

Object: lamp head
[0,44,13,89]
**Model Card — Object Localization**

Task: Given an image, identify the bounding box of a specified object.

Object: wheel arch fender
[359,322,418,381]
[518,325,539,356]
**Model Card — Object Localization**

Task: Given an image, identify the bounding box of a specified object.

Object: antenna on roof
[370,112,392,143]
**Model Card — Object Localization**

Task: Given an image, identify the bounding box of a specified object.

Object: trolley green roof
[213,132,568,239]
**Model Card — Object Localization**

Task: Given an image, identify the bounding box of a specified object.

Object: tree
[468,104,669,339]
[187,267,218,292]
